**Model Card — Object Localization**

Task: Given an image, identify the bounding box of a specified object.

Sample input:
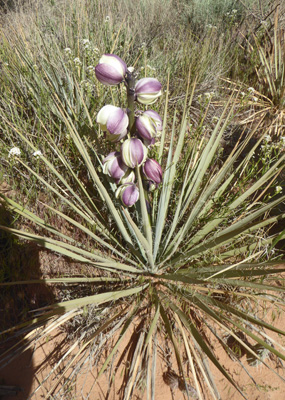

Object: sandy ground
[0,311,284,400]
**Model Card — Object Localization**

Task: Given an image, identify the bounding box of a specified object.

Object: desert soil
[0,310,284,400]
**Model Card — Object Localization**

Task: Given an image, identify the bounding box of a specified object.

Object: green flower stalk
[125,66,137,135]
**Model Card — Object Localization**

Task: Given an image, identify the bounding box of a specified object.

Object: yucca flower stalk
[0,49,285,400]
[95,57,162,213]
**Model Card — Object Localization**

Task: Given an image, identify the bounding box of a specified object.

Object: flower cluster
[8,147,21,158]
[95,54,163,207]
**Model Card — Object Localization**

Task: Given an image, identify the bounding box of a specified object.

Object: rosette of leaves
[0,68,285,400]
[228,6,285,138]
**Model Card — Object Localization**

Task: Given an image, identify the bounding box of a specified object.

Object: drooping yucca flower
[136,110,162,142]
[142,158,163,187]
[121,137,148,168]
[103,152,135,184]
[115,182,139,207]
[95,54,127,85]
[135,78,162,104]
[96,105,128,141]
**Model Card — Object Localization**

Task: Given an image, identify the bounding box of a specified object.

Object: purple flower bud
[136,110,162,141]
[116,183,139,207]
[121,138,148,168]
[103,152,127,183]
[103,152,135,184]
[143,158,163,186]
[144,110,162,130]
[97,105,128,142]
[95,54,127,86]
[135,78,162,105]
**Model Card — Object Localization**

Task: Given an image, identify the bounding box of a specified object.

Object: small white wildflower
[141,42,146,48]
[127,66,135,73]
[275,186,282,194]
[264,135,271,142]
[73,57,82,66]
[105,16,110,23]
[4,62,9,66]
[146,64,156,71]
[232,9,237,13]
[82,39,90,50]
[8,147,21,158]
[33,150,42,158]
[248,87,255,94]
[241,92,246,97]
[80,80,91,90]
[205,92,214,100]
[252,96,258,102]
[64,47,72,54]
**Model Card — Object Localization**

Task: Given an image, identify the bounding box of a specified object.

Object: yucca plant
[1,49,285,400]
[226,5,285,138]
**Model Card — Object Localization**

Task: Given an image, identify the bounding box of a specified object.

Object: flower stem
[126,69,136,135]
